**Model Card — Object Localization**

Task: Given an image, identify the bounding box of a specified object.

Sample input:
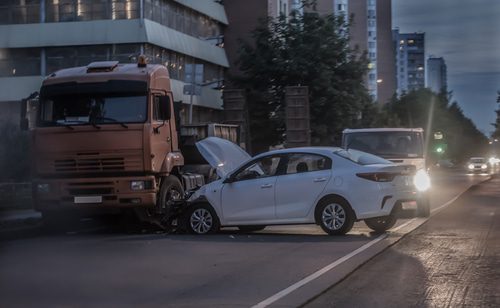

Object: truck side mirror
[159,96,171,121]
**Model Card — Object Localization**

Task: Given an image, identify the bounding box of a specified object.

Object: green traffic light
[436,147,443,153]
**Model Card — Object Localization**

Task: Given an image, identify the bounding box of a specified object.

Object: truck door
[150,92,174,172]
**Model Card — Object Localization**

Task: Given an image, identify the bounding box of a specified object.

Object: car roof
[254,147,341,159]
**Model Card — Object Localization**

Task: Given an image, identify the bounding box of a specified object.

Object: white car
[466,157,488,173]
[184,137,419,235]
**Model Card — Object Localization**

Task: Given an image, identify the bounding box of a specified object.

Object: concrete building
[0,0,229,125]
[314,0,396,104]
[427,56,447,94]
[393,30,425,95]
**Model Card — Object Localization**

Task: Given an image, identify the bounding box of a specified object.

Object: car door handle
[261,184,273,188]
[313,178,327,182]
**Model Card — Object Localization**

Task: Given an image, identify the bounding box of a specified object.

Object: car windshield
[38,94,147,127]
[333,149,392,165]
[470,158,485,163]
[343,131,424,159]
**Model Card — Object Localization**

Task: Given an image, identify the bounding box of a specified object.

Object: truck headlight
[37,183,50,193]
[414,170,431,192]
[481,164,487,169]
[468,164,474,170]
[131,180,145,191]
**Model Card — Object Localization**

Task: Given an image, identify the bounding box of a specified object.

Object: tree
[233,1,373,153]
[376,88,488,162]
[491,91,500,139]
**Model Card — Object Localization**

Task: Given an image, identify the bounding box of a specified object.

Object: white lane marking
[430,194,461,214]
[252,182,481,308]
[251,233,387,308]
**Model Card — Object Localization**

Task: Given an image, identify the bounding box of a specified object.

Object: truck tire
[156,176,184,226]
[364,215,397,233]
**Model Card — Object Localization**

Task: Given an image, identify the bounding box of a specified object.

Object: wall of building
[376,0,396,104]
[224,0,268,83]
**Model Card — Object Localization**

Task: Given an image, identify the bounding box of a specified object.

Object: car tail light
[356,172,397,182]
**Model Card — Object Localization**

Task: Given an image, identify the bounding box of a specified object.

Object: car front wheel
[316,198,355,235]
[364,215,397,233]
[186,204,220,235]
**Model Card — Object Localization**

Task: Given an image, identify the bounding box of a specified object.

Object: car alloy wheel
[322,203,346,231]
[190,208,214,234]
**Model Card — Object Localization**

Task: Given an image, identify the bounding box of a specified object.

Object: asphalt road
[0,169,492,307]
[306,174,500,307]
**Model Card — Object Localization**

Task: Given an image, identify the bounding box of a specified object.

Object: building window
[0,48,41,77]
[0,0,41,25]
[45,0,140,23]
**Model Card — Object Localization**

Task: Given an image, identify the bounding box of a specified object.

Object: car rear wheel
[316,198,355,235]
[364,215,397,233]
[186,204,220,235]
[237,225,266,232]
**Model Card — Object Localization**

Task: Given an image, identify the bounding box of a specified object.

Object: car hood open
[196,137,251,178]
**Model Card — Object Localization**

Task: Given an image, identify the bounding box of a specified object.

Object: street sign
[184,64,204,96]
[184,64,204,85]
[183,84,202,96]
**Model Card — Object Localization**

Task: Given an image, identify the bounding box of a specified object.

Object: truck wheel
[417,196,431,217]
[186,203,220,234]
[315,197,355,235]
[364,215,397,233]
[156,176,184,226]
[237,225,266,232]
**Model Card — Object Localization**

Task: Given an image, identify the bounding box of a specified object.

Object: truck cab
[342,128,431,217]
[30,59,230,227]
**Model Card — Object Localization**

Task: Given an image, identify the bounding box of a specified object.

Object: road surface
[0,169,493,307]
[306,174,500,307]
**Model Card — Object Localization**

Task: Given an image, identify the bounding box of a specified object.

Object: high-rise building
[427,57,447,94]
[0,0,229,125]
[393,30,425,95]
[225,0,303,81]
[314,0,396,104]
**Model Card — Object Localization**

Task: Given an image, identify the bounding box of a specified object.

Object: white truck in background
[342,128,431,217]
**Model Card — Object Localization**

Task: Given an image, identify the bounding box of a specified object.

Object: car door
[220,155,282,224]
[275,153,332,219]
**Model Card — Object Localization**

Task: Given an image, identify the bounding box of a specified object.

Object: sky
[393,0,500,136]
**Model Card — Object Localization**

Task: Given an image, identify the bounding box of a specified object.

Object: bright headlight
[130,180,145,191]
[37,183,50,193]
[468,164,474,170]
[489,157,496,165]
[414,170,431,192]
[481,164,487,169]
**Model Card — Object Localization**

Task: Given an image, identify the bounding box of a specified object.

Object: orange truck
[25,58,238,228]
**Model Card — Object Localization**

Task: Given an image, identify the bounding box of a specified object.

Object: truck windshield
[38,94,147,127]
[343,131,424,159]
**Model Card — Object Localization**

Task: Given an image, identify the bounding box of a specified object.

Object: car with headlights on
[466,157,489,173]
[182,137,420,235]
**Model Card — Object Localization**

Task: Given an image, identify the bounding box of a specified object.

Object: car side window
[234,156,281,181]
[285,153,332,174]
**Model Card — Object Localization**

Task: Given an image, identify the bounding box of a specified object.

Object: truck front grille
[54,158,125,172]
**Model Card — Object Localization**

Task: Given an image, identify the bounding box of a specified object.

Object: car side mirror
[223,176,234,184]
